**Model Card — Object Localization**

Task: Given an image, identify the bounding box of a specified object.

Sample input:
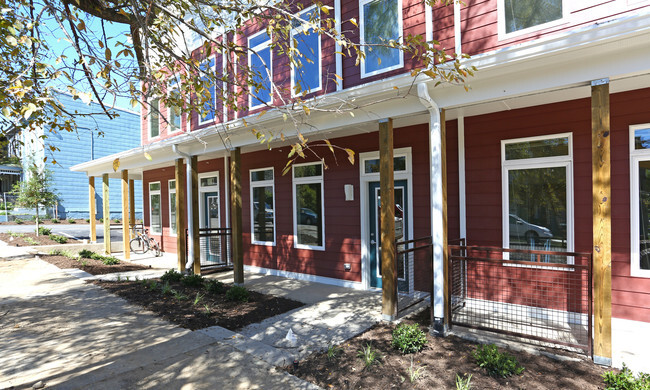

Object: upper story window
[359,0,403,78]
[291,7,321,95]
[199,57,216,124]
[248,31,272,109]
[293,162,324,250]
[250,168,275,245]
[149,98,160,139]
[630,124,650,277]
[498,0,565,38]
[501,133,573,264]
[168,78,182,133]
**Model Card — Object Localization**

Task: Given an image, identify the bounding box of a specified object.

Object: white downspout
[417,82,446,334]
[335,0,343,91]
[172,144,195,271]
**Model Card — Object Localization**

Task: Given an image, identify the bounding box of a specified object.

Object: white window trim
[629,123,650,277]
[198,55,218,127]
[168,179,177,237]
[497,0,568,41]
[149,181,162,235]
[359,0,404,78]
[292,161,325,251]
[248,30,273,110]
[290,6,322,97]
[250,167,276,246]
[167,74,183,134]
[148,98,161,140]
[198,171,220,229]
[501,133,574,263]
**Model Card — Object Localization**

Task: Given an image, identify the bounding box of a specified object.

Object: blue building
[21,92,143,219]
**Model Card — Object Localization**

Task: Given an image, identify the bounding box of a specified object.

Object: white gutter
[425,2,433,42]
[417,82,446,334]
[335,0,343,91]
[172,144,195,271]
[454,1,462,55]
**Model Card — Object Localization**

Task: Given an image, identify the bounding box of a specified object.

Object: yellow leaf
[77,20,85,31]
[144,152,152,161]
[349,18,358,27]
[302,105,310,116]
[345,148,355,165]
[105,47,112,61]
[324,139,334,153]
[112,158,120,172]
[257,110,267,119]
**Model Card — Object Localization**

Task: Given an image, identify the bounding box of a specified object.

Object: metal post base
[594,355,612,366]
[382,313,396,322]
[432,317,448,337]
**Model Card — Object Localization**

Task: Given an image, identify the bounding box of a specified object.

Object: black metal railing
[396,237,433,317]
[448,242,593,356]
[186,228,233,272]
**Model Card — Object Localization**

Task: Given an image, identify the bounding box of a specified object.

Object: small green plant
[326,344,342,361]
[407,357,425,383]
[49,234,68,244]
[80,260,88,267]
[181,274,205,287]
[68,218,76,224]
[125,276,130,281]
[160,269,183,283]
[85,218,90,223]
[113,218,121,223]
[15,219,23,224]
[392,323,428,354]
[37,226,52,236]
[357,343,380,368]
[171,289,188,300]
[51,218,60,224]
[193,292,204,306]
[9,232,24,238]
[472,344,524,378]
[225,285,250,302]
[160,282,172,295]
[78,249,94,259]
[205,279,225,294]
[147,280,159,290]
[203,304,212,315]
[99,218,104,223]
[49,249,63,255]
[24,237,38,245]
[116,275,122,282]
[101,256,120,265]
[456,374,473,390]
[603,364,650,390]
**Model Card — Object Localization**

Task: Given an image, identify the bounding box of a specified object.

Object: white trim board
[244,265,365,290]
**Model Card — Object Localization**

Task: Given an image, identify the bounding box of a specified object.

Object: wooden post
[175,158,187,272]
[592,79,612,365]
[441,109,450,330]
[102,173,111,254]
[89,176,97,242]
[379,118,397,321]
[231,147,244,285]
[129,179,135,239]
[121,170,130,260]
[191,156,201,275]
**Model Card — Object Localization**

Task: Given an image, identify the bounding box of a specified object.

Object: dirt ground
[93,279,305,331]
[290,309,611,389]
[39,253,151,275]
[0,232,77,246]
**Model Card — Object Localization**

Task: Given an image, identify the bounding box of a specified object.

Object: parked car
[299,207,318,225]
[253,202,273,221]
[509,214,553,241]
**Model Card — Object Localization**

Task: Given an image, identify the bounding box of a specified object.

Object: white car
[509,214,553,241]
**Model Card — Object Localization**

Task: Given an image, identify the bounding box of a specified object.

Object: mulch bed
[39,254,151,275]
[92,278,304,331]
[0,232,76,246]
[290,308,611,389]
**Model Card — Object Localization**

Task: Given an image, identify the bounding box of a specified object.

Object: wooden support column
[191,156,201,275]
[379,118,397,321]
[175,158,187,272]
[230,147,244,285]
[441,109,450,330]
[592,78,612,365]
[102,173,111,254]
[121,170,130,260]
[89,177,97,242]
[129,179,135,238]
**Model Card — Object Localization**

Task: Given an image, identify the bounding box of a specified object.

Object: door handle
[370,240,376,245]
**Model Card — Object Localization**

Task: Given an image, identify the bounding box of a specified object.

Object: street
[0,224,124,243]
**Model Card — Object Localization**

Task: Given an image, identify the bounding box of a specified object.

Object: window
[250,168,275,245]
[293,162,324,249]
[630,124,650,277]
[199,57,216,124]
[149,182,162,234]
[248,31,272,108]
[364,155,407,174]
[149,98,160,138]
[502,134,573,264]
[359,0,403,78]
[168,78,182,133]
[169,180,177,236]
[498,0,564,37]
[291,7,321,95]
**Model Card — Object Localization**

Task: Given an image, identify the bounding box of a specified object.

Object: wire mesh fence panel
[187,228,233,271]
[396,237,433,317]
[449,244,592,356]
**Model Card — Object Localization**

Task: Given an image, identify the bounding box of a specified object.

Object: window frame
[198,56,217,126]
[250,167,276,246]
[359,0,404,78]
[497,0,567,40]
[248,29,273,110]
[292,161,325,250]
[501,133,574,262]
[149,181,162,235]
[290,6,322,96]
[629,123,650,277]
[168,179,177,236]
[167,75,183,134]
[149,98,160,140]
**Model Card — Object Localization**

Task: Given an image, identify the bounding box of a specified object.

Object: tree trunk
[35,203,39,236]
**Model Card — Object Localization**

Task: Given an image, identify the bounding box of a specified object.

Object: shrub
[205,279,225,294]
[392,323,428,354]
[15,219,23,224]
[49,234,68,244]
[37,226,52,236]
[101,256,120,265]
[68,218,76,224]
[90,253,104,261]
[160,269,184,283]
[78,249,94,259]
[225,285,250,302]
[603,364,650,390]
[51,218,60,224]
[99,218,104,223]
[24,237,37,245]
[181,274,205,287]
[472,344,524,378]
[113,218,121,224]
[85,218,90,223]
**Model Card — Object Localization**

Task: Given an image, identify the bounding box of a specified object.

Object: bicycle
[129,227,162,256]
